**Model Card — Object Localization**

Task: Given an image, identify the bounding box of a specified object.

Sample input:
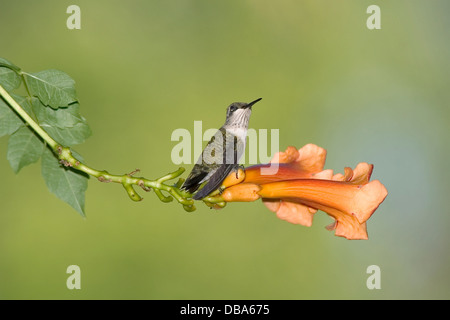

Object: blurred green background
[1,0,449,299]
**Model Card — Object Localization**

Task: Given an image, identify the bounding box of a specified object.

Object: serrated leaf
[41,147,89,217]
[0,57,20,70]
[7,125,44,173]
[0,97,23,137]
[32,97,86,128]
[0,94,34,137]
[0,58,22,91]
[32,98,91,146]
[24,69,77,109]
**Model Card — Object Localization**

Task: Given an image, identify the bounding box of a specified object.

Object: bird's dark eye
[229,106,237,112]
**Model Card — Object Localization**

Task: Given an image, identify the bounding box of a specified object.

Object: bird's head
[224,98,262,128]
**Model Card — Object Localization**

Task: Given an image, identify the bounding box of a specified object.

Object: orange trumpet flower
[217,144,388,240]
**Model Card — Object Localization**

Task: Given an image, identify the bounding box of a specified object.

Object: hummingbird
[181,98,262,200]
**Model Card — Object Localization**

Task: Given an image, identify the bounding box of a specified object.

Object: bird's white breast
[226,127,248,142]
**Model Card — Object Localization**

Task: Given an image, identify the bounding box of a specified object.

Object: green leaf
[41,147,89,217]
[0,94,34,137]
[0,97,23,137]
[24,69,77,109]
[32,98,91,146]
[7,125,44,173]
[0,57,20,70]
[0,58,22,91]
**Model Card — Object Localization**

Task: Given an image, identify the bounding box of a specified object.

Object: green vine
[0,58,224,216]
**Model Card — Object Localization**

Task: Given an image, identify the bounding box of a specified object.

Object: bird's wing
[181,130,224,193]
[193,134,243,200]
[192,163,234,200]
[183,128,245,199]
[181,164,210,194]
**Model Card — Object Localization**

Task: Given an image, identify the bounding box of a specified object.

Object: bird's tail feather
[180,171,207,194]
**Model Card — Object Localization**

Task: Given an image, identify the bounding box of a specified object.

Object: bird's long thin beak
[245,97,262,109]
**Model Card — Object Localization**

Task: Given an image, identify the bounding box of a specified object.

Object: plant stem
[0,84,197,210]
[0,84,58,149]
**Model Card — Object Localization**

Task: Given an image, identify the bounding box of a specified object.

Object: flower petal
[303,201,369,240]
[292,143,327,173]
[263,198,317,227]
[270,144,327,173]
[258,179,387,223]
[243,163,312,184]
[270,146,300,164]
[244,144,329,184]
[221,183,261,202]
[257,175,387,239]
[221,167,246,188]
[215,143,388,240]
[351,179,387,223]
[348,162,373,185]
